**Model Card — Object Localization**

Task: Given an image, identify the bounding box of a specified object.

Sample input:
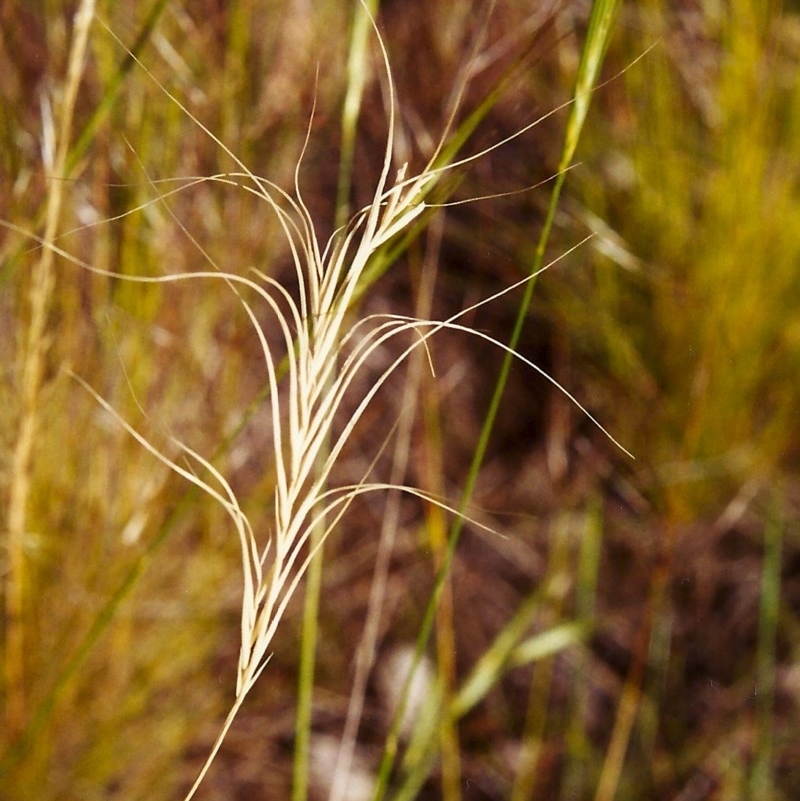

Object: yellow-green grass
[547,1,800,798]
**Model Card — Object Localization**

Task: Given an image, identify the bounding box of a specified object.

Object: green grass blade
[561,501,603,801]
[292,505,325,801]
[371,4,621,795]
[67,0,171,175]
[749,495,782,799]
[335,0,380,230]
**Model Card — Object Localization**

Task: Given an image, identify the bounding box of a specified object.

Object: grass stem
[4,0,96,744]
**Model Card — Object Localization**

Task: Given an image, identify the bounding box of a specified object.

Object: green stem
[749,493,782,799]
[292,509,325,801]
[335,0,381,231]
[372,1,621,794]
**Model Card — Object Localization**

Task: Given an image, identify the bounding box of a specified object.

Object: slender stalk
[749,495,782,799]
[292,475,326,801]
[414,214,462,801]
[330,214,444,801]
[4,0,96,742]
[0,0,170,291]
[335,0,380,231]
[371,0,622,792]
[297,4,379,788]
[470,0,622,520]
[510,516,573,801]
[561,501,603,801]
[594,555,662,801]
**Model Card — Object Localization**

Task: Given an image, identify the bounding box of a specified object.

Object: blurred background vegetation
[2,0,800,799]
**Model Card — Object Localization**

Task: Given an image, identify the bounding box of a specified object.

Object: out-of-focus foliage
[567,0,800,521]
